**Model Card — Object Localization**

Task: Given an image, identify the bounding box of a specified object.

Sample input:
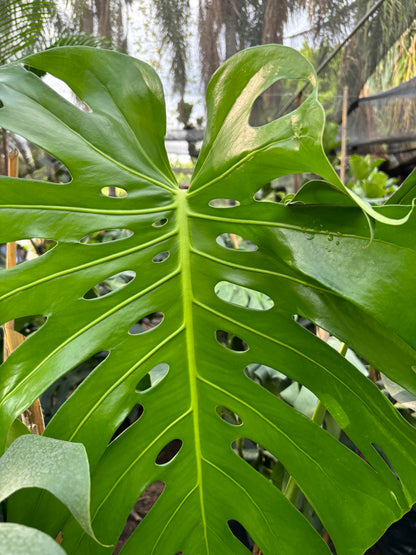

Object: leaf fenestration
[0,45,415,555]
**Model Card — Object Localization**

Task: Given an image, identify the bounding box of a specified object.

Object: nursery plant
[0,44,416,554]
[346,153,398,203]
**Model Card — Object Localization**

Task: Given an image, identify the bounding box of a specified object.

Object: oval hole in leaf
[23,140,72,184]
[231,437,287,496]
[216,330,249,352]
[232,437,275,466]
[230,436,321,509]
[249,78,308,126]
[101,186,127,198]
[83,270,135,299]
[110,404,144,442]
[254,174,299,203]
[136,363,169,392]
[245,363,320,418]
[152,218,168,227]
[227,520,255,551]
[209,199,240,208]
[216,406,243,426]
[292,313,315,334]
[371,443,400,480]
[2,314,47,360]
[11,314,47,338]
[152,251,170,263]
[244,363,291,396]
[155,439,183,465]
[1,239,57,269]
[40,351,109,424]
[129,312,164,335]
[80,228,133,244]
[116,481,165,547]
[215,281,274,311]
[41,73,93,112]
[216,234,258,251]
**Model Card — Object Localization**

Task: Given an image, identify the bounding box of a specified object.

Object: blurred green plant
[347,153,397,202]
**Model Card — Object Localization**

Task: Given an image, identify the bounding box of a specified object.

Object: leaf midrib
[177,189,209,552]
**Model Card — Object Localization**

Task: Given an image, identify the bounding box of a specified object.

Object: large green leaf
[0,45,416,554]
[0,523,66,554]
[0,435,99,545]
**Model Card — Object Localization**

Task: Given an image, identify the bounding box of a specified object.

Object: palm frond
[0,0,54,63]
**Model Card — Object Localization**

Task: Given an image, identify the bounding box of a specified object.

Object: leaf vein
[0,228,178,302]
[0,269,180,406]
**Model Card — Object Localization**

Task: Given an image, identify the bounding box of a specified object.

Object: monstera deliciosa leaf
[0,45,416,554]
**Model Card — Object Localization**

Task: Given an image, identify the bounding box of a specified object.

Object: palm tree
[71,0,131,51]
[150,0,415,124]
[0,0,54,63]
[198,0,293,90]
[0,0,130,65]
[152,0,190,108]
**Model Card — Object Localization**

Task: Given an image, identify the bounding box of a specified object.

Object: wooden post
[2,149,19,353]
[2,148,45,434]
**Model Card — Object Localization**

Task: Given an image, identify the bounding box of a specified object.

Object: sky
[127,0,204,131]
[46,2,310,161]
[125,1,310,158]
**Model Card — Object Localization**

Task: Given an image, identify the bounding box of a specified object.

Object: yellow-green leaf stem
[177,189,209,550]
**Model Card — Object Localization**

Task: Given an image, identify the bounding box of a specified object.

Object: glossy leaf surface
[0,46,415,555]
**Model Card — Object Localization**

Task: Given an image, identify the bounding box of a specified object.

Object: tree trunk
[224,0,238,58]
